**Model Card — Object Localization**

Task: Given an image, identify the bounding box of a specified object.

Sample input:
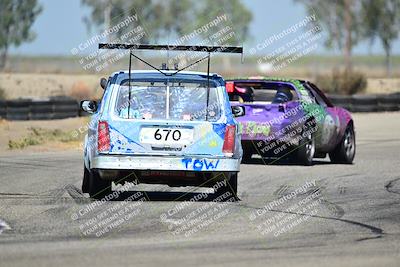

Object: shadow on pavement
[241,158,332,166]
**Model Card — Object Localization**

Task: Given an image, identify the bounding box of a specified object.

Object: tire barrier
[0,97,79,121]
[328,95,353,111]
[351,95,378,113]
[328,93,400,113]
[0,100,6,119]
[0,93,399,121]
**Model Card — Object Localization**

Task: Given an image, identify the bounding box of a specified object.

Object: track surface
[0,112,399,267]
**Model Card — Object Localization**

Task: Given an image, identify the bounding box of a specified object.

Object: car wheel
[82,165,90,193]
[241,142,253,163]
[241,150,252,163]
[227,172,238,197]
[215,172,238,200]
[329,124,355,164]
[88,170,112,199]
[296,131,315,166]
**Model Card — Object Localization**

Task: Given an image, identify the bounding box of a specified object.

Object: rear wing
[98,43,243,76]
[99,43,243,119]
[99,43,243,54]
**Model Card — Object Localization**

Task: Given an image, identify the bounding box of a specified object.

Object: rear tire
[215,172,238,200]
[329,124,356,164]
[88,170,112,199]
[296,131,315,166]
[241,150,252,163]
[82,165,90,193]
[241,142,253,163]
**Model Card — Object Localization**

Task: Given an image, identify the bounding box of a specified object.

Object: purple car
[226,78,355,165]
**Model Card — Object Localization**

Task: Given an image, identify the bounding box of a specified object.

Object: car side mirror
[232,106,245,117]
[80,100,98,114]
[100,78,108,90]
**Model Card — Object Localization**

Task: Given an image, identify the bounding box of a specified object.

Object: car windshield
[114,79,221,121]
[229,82,299,103]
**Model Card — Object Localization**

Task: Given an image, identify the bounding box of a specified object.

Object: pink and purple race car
[227,78,355,165]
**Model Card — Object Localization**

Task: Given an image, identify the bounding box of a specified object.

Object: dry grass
[68,81,94,100]
[0,86,6,99]
[0,117,88,153]
[0,73,102,100]
[8,127,81,150]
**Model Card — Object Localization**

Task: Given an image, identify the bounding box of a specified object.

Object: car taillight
[222,125,236,157]
[98,121,110,152]
[226,82,234,93]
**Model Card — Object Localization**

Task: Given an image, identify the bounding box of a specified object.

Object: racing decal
[321,114,336,145]
[181,158,220,171]
[240,122,270,137]
[208,139,218,148]
[212,123,226,139]
[108,124,145,152]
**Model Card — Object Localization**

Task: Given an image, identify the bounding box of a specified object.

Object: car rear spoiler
[99,43,243,54]
[98,43,243,120]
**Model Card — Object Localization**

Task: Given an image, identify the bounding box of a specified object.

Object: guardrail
[0,93,399,121]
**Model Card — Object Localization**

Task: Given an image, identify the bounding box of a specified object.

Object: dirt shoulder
[0,117,88,155]
[0,73,102,100]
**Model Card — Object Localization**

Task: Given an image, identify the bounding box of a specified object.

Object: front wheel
[329,124,356,164]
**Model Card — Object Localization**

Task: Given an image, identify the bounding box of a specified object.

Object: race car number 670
[154,129,181,141]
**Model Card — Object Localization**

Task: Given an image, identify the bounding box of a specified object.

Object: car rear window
[114,79,221,121]
[229,82,299,103]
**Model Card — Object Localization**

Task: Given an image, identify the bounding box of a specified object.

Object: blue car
[80,70,243,199]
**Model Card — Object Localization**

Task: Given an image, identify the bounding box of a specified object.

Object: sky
[9,0,400,56]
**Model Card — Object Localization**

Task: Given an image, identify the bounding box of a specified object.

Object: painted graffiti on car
[182,158,220,171]
[239,122,270,137]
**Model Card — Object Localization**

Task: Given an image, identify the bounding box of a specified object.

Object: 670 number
[154,129,181,141]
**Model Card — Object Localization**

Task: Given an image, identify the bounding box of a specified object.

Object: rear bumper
[91,155,240,172]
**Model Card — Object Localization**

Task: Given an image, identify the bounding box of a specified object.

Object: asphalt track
[0,112,399,267]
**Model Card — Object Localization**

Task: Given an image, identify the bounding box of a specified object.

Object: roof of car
[113,70,221,78]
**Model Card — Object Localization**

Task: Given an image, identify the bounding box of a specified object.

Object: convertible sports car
[226,77,355,165]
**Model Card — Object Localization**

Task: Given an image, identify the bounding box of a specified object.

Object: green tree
[0,0,42,70]
[194,0,252,69]
[82,0,252,70]
[161,0,194,38]
[295,0,362,72]
[82,0,252,45]
[82,0,193,43]
[361,0,400,76]
[195,0,252,46]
